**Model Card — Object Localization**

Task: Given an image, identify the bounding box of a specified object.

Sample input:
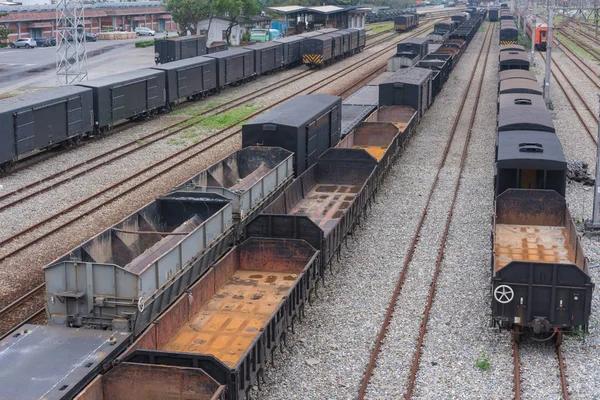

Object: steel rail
[357,22,494,399]
[513,340,521,400]
[557,345,570,400]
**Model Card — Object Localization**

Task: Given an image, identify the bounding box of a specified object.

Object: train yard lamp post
[584,96,600,233]
[543,6,553,107]
[531,0,537,65]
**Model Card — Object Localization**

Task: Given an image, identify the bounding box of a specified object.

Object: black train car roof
[499,69,537,82]
[499,50,529,65]
[244,94,340,128]
[204,47,253,59]
[500,44,525,52]
[498,106,555,132]
[150,56,215,71]
[499,93,546,109]
[0,85,91,112]
[76,68,162,87]
[499,78,542,95]
[496,130,566,170]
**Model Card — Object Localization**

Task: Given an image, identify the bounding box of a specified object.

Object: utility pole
[531,0,537,66]
[544,6,553,107]
[524,0,529,40]
[584,96,600,234]
[56,0,88,85]
[518,0,522,35]
[595,0,598,38]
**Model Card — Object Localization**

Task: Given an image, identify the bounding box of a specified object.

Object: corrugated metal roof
[267,5,307,14]
[245,94,340,128]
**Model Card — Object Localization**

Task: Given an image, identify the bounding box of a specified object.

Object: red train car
[520,12,553,50]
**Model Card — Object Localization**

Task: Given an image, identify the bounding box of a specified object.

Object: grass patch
[197,103,263,130]
[557,32,596,61]
[367,22,393,34]
[172,101,220,115]
[474,350,491,372]
[135,39,155,48]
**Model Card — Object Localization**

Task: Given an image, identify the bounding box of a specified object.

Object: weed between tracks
[367,22,393,33]
[557,32,596,61]
[474,350,491,371]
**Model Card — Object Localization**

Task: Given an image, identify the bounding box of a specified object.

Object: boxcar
[205,48,255,87]
[338,28,359,52]
[44,190,235,335]
[242,94,342,175]
[243,41,284,74]
[499,78,542,95]
[336,29,352,54]
[154,35,207,64]
[498,105,555,133]
[500,44,526,53]
[489,7,499,21]
[116,237,320,400]
[500,22,518,45]
[0,85,93,170]
[206,41,228,54]
[76,69,166,132]
[498,69,537,84]
[378,67,433,121]
[394,13,419,32]
[416,58,447,97]
[302,35,334,66]
[327,32,344,58]
[151,56,217,105]
[499,51,530,71]
[498,92,546,112]
[274,35,305,65]
[348,27,366,48]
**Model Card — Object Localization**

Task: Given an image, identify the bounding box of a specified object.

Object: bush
[135,39,155,48]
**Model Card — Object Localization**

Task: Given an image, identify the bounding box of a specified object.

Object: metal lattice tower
[56,0,87,85]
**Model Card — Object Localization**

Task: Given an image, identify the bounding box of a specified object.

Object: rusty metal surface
[514,341,521,400]
[99,362,225,400]
[556,345,570,400]
[495,189,566,227]
[74,376,103,400]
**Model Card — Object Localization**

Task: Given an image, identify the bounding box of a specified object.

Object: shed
[498,106,555,133]
[496,130,566,196]
[242,94,342,175]
[499,51,530,71]
[151,56,217,104]
[378,67,433,120]
[499,78,542,95]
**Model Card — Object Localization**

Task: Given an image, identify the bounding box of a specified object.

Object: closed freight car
[499,50,530,71]
[154,35,207,64]
[394,13,419,32]
[116,237,321,400]
[348,27,366,49]
[338,28,359,52]
[489,7,499,21]
[242,94,342,175]
[274,35,305,65]
[206,41,228,53]
[327,32,344,57]
[0,85,93,171]
[378,67,433,121]
[44,191,235,335]
[499,78,542,95]
[76,69,166,132]
[302,35,334,66]
[243,41,284,74]
[205,48,255,87]
[500,22,518,45]
[151,56,217,105]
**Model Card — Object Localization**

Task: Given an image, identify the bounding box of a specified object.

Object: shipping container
[205,48,255,87]
[117,237,320,400]
[243,41,284,74]
[0,325,131,400]
[44,191,235,335]
[174,146,294,226]
[154,35,207,64]
[245,148,378,273]
[151,56,217,105]
[0,86,93,169]
[242,94,342,175]
[76,69,167,131]
[274,35,305,65]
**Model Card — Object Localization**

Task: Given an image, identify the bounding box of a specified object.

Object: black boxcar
[397,37,430,59]
[499,51,530,71]
[498,105,555,133]
[338,28,359,52]
[274,36,305,65]
[243,41,284,75]
[335,29,351,54]
[327,32,344,57]
[154,35,207,64]
[302,35,334,66]
[76,69,166,131]
[416,59,448,97]
[378,67,433,121]
[500,44,526,52]
[498,93,546,112]
[499,78,542,95]
[151,56,217,105]
[242,94,342,175]
[206,41,228,54]
[489,7,499,21]
[0,86,94,169]
[205,48,255,87]
[500,22,518,45]
[348,27,366,48]
[434,19,458,34]
[394,13,419,32]
[297,31,325,38]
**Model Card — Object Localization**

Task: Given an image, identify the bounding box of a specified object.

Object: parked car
[34,37,56,47]
[10,38,37,49]
[85,33,97,42]
[135,27,156,36]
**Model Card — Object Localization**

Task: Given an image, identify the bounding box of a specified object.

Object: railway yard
[2,7,600,400]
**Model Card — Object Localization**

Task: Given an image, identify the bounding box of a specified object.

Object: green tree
[0,13,10,48]
[165,0,211,36]
[212,0,259,44]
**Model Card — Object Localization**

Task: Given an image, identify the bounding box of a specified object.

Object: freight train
[394,13,420,32]
[492,45,593,345]
[0,10,489,400]
[300,27,366,67]
[0,28,365,173]
[500,10,518,45]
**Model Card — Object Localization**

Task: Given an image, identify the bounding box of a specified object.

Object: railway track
[0,25,405,182]
[513,340,570,399]
[0,22,439,338]
[357,22,495,399]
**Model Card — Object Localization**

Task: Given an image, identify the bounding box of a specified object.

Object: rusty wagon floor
[289,184,361,233]
[352,145,387,161]
[161,270,297,367]
[494,224,576,271]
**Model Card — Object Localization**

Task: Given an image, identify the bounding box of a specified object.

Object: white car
[10,38,37,49]
[135,27,156,36]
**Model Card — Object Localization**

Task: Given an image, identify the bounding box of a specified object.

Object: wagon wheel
[494,284,514,304]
